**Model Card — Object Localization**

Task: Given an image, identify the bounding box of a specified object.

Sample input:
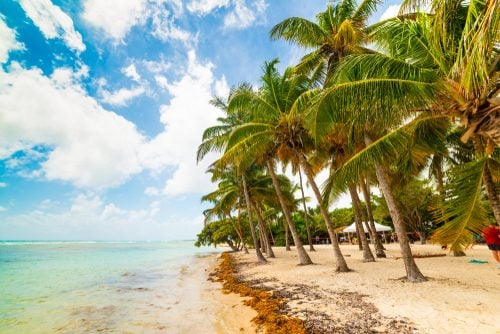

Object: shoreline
[199,253,258,333]
[207,244,499,333]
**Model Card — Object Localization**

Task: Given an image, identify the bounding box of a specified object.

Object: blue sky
[0,0,399,241]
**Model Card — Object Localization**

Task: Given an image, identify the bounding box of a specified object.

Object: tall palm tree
[270,0,380,84]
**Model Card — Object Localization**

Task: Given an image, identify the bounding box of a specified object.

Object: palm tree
[270,0,380,84]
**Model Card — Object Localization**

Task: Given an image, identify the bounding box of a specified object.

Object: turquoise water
[0,241,219,333]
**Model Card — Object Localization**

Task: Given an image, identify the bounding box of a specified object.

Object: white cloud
[82,0,189,43]
[100,86,146,106]
[0,193,204,240]
[19,0,85,52]
[0,206,6,212]
[0,182,7,188]
[379,5,401,21]
[187,0,230,14]
[145,186,161,196]
[82,0,148,42]
[142,57,171,74]
[0,63,145,189]
[150,3,191,42]
[0,16,24,64]
[122,64,141,82]
[224,0,267,29]
[155,75,169,90]
[139,50,227,196]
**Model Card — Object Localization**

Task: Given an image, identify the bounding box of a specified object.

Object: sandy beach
[210,244,499,334]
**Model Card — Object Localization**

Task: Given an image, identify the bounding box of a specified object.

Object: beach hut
[342,221,392,233]
[342,222,392,244]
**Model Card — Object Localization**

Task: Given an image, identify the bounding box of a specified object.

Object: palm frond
[430,157,489,251]
[270,17,327,47]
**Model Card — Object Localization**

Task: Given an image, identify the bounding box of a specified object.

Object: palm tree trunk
[365,135,425,282]
[348,184,375,262]
[298,168,315,251]
[242,176,267,263]
[484,163,500,224]
[227,212,249,254]
[299,157,349,272]
[266,160,312,265]
[284,216,291,250]
[253,202,275,258]
[354,221,363,250]
[360,177,386,257]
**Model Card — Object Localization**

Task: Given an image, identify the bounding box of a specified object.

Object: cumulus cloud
[18,0,85,52]
[0,206,6,212]
[100,86,146,106]
[0,49,228,195]
[187,0,267,29]
[82,0,148,42]
[0,63,145,189]
[0,182,7,188]
[224,0,267,29]
[187,0,230,14]
[122,64,141,82]
[82,0,189,43]
[140,50,228,196]
[150,3,191,42]
[0,16,24,64]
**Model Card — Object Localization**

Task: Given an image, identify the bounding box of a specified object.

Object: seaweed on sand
[209,252,306,334]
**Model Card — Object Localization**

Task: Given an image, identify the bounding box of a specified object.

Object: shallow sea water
[0,241,219,333]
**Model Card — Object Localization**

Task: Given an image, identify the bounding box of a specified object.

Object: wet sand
[215,244,499,333]
[200,254,258,333]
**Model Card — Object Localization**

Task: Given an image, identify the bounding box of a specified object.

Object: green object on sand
[468,259,488,264]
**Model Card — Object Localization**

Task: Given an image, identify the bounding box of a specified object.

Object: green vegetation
[196,0,499,282]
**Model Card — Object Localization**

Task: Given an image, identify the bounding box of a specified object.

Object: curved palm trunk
[253,202,275,258]
[242,176,267,263]
[484,163,500,224]
[298,168,315,251]
[365,135,425,281]
[348,184,375,262]
[360,177,386,257]
[227,212,249,254]
[266,160,312,265]
[299,158,349,272]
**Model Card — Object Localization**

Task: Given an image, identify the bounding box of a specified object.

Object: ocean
[0,241,220,333]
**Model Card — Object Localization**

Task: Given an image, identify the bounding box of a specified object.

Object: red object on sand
[482,226,500,245]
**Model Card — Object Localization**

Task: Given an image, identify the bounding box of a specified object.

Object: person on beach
[481,223,500,268]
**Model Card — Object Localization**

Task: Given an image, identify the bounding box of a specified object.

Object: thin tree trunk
[284,216,291,250]
[349,184,375,262]
[299,157,349,272]
[354,220,363,250]
[266,160,312,265]
[484,163,500,224]
[366,144,426,281]
[242,176,267,263]
[253,202,275,258]
[259,228,266,253]
[298,168,315,251]
[227,212,248,254]
[360,177,386,257]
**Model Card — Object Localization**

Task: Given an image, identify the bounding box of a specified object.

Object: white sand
[231,244,499,334]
